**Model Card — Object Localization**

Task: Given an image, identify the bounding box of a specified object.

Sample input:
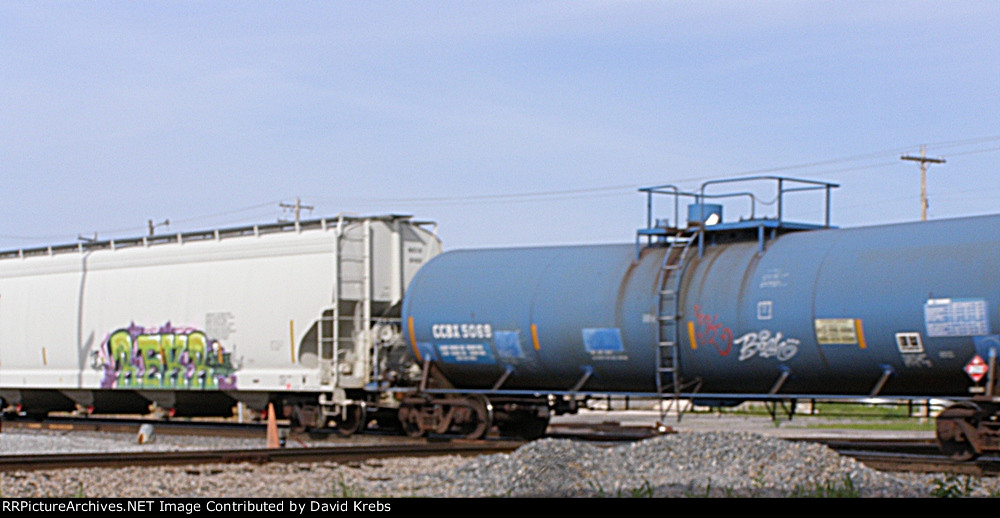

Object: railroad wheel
[330,404,366,437]
[936,403,980,461]
[456,395,492,440]
[398,404,425,438]
[285,405,310,433]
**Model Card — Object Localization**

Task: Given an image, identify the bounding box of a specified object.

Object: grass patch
[698,401,938,421]
[801,421,935,432]
[331,473,365,498]
[930,475,978,498]
[788,474,860,498]
[806,402,925,419]
[588,479,655,498]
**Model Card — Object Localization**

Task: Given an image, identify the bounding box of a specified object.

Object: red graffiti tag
[694,304,734,356]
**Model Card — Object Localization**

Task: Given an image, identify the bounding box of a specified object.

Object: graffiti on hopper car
[98,322,237,390]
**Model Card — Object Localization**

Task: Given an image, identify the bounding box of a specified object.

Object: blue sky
[3,2,998,250]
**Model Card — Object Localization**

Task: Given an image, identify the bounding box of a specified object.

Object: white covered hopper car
[0,215,441,435]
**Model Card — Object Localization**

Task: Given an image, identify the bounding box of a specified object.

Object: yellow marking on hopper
[289,320,296,363]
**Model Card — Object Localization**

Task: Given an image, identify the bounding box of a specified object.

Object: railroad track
[0,415,657,473]
[845,450,1000,477]
[1,415,665,442]
[0,440,524,472]
[807,438,1000,477]
[2,415,271,438]
[806,437,940,455]
[5,433,990,477]
[9,415,996,477]
[0,415,524,472]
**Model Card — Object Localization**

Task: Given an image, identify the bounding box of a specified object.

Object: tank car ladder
[655,231,695,422]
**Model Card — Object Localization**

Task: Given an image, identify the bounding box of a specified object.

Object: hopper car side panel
[0,216,442,419]
[0,267,81,387]
[79,233,336,393]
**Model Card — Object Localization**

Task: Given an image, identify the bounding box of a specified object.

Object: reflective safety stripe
[408,316,423,362]
[531,324,541,351]
[855,319,867,349]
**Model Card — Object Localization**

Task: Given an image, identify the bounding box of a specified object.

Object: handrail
[698,175,839,228]
[0,214,424,260]
[636,175,840,259]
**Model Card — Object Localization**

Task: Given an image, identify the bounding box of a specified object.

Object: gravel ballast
[2,430,997,498]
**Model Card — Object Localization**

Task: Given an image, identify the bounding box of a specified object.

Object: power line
[312,137,1000,207]
[943,145,1000,158]
[4,137,1000,245]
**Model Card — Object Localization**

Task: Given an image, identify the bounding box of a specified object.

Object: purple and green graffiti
[100,322,237,390]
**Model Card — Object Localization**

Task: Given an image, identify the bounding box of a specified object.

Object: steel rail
[3,416,269,438]
[2,415,670,442]
[839,450,1000,477]
[0,440,524,472]
[795,437,1000,477]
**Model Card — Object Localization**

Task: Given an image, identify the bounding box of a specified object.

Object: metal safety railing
[636,175,839,259]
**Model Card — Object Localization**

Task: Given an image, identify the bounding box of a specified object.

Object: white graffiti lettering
[902,353,933,368]
[735,330,799,362]
[431,323,493,340]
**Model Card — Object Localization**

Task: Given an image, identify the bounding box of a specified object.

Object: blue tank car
[400,176,1000,458]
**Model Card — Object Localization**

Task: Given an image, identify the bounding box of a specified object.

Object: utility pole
[148,219,170,236]
[280,197,314,226]
[901,145,946,221]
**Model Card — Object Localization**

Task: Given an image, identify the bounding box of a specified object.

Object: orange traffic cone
[266,403,280,449]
